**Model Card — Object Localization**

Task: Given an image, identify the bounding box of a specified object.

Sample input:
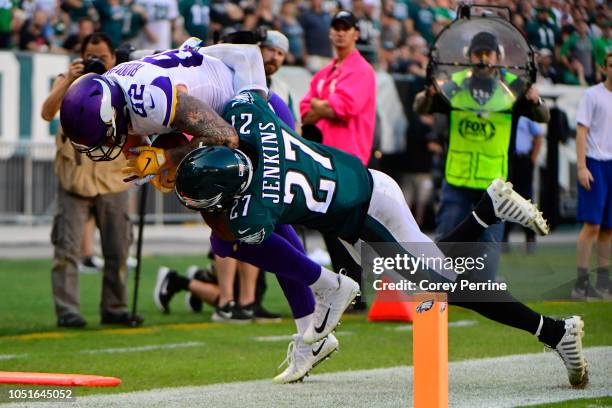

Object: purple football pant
[210,225,317,318]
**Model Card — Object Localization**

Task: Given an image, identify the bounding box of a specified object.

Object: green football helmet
[175,146,253,212]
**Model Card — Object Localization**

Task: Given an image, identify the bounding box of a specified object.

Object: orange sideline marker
[412,293,448,408]
[0,372,121,387]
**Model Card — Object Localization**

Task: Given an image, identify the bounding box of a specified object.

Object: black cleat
[101,311,144,327]
[57,313,87,328]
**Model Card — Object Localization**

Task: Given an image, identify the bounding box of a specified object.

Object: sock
[576,268,588,286]
[438,215,486,242]
[309,267,339,292]
[537,316,566,347]
[276,275,315,319]
[596,266,609,287]
[473,192,499,226]
[450,290,541,336]
[295,314,313,336]
[168,271,190,292]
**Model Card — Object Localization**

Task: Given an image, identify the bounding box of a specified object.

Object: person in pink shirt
[300,10,376,310]
[300,10,376,166]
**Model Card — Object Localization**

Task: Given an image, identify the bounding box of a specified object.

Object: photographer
[41,32,142,328]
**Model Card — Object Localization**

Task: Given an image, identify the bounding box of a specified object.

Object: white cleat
[552,316,588,388]
[153,266,173,313]
[273,333,339,384]
[303,273,360,344]
[487,178,549,236]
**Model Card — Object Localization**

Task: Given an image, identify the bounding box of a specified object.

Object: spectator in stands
[178,0,210,43]
[503,116,544,251]
[41,32,142,328]
[536,48,561,84]
[0,0,16,48]
[135,0,178,50]
[94,0,128,47]
[300,11,376,310]
[526,7,558,52]
[60,0,94,33]
[298,0,333,72]
[593,21,611,82]
[243,0,275,31]
[560,18,595,84]
[19,9,55,51]
[408,0,434,44]
[119,0,148,44]
[573,52,612,300]
[378,8,401,51]
[61,15,93,53]
[352,0,379,64]
[279,0,305,66]
[209,0,244,43]
[388,35,427,77]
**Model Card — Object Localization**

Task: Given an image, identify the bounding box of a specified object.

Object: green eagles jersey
[179,0,210,40]
[222,92,373,244]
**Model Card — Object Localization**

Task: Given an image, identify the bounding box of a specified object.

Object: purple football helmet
[60,73,129,161]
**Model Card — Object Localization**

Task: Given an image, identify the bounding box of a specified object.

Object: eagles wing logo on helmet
[180,192,224,210]
[416,299,435,313]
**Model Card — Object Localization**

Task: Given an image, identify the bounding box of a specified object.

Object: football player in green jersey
[174,91,587,388]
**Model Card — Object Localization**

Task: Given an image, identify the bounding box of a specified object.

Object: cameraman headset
[42,33,142,328]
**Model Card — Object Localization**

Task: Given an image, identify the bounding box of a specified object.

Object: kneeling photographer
[41,32,142,328]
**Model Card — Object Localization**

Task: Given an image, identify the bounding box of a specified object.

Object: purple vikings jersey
[105,47,235,136]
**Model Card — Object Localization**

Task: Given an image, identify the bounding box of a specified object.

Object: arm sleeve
[529,119,543,137]
[299,75,318,117]
[326,68,375,121]
[199,44,267,94]
[575,91,591,128]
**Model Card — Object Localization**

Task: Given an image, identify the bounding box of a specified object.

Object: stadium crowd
[0,0,609,83]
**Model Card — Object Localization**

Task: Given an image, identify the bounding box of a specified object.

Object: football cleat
[184,265,204,313]
[212,301,253,324]
[302,273,360,344]
[273,333,339,384]
[487,178,549,236]
[153,266,176,314]
[551,316,588,388]
[571,280,603,301]
[79,255,104,274]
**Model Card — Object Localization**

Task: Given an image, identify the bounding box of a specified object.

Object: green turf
[0,253,610,403]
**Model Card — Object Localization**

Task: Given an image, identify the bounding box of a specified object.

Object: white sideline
[6,347,611,408]
[79,342,205,354]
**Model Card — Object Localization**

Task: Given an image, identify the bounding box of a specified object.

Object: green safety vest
[445,70,516,190]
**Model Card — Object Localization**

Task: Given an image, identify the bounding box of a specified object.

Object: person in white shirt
[573,52,612,300]
[136,0,178,51]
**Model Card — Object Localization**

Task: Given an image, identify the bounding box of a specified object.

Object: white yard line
[0,354,27,361]
[79,342,204,355]
[10,346,610,408]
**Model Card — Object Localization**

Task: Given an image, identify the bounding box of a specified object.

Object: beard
[264,62,279,76]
